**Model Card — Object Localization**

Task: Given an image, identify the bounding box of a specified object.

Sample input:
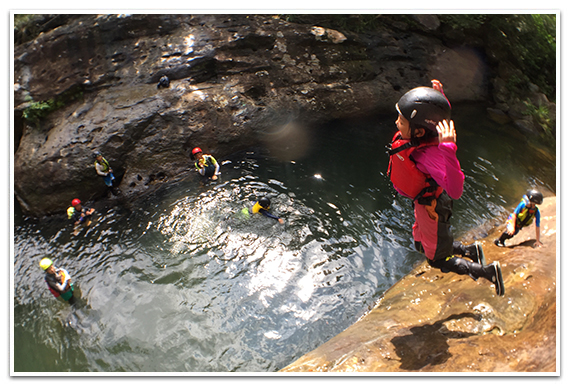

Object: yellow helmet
[39,257,53,271]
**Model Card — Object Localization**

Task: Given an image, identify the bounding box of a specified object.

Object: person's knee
[448,257,471,275]
[430,256,470,275]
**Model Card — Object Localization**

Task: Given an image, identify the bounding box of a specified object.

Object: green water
[12,104,556,372]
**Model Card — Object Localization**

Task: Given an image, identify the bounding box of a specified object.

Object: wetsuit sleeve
[259,209,281,221]
[414,143,464,200]
[535,208,541,227]
[513,201,526,216]
[195,160,205,175]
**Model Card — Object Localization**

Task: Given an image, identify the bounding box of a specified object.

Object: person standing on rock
[495,189,543,248]
[387,79,505,296]
[39,257,76,306]
[94,151,120,195]
[191,147,220,185]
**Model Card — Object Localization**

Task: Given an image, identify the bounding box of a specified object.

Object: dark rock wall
[13,14,544,216]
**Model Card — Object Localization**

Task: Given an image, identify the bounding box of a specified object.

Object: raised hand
[437,119,456,144]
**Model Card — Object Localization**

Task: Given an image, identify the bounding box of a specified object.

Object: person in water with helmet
[67,199,95,235]
[241,196,285,224]
[39,257,76,305]
[495,189,543,248]
[387,79,505,296]
[191,147,220,184]
[94,151,119,195]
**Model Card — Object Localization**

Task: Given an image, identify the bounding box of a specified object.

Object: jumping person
[191,147,220,184]
[39,257,76,305]
[241,196,285,224]
[495,189,543,248]
[387,79,504,296]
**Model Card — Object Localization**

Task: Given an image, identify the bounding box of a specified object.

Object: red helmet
[192,147,203,156]
[72,198,81,206]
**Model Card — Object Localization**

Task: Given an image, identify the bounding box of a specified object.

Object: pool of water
[12,104,556,372]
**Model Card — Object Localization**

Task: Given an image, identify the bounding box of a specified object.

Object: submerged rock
[280,196,557,373]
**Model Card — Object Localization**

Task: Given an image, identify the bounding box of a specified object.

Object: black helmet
[94,150,102,158]
[396,87,451,132]
[258,197,271,209]
[526,189,543,205]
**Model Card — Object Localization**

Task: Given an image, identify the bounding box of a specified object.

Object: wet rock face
[14,14,489,216]
[280,196,557,373]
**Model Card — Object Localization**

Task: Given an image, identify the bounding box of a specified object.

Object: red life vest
[387,132,443,202]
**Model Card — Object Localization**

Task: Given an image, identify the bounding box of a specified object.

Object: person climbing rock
[39,257,76,305]
[495,189,543,248]
[387,79,504,296]
[191,147,220,185]
[241,196,285,224]
[94,151,119,195]
[67,198,95,235]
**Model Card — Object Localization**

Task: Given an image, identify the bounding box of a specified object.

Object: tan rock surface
[281,196,557,373]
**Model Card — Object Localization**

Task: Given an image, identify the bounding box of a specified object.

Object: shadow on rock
[390,312,479,370]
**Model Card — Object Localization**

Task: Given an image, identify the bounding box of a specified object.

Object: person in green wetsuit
[241,196,285,224]
[39,257,76,305]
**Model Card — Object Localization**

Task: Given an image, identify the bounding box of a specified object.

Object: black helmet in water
[526,189,543,205]
[396,87,451,133]
[258,197,271,209]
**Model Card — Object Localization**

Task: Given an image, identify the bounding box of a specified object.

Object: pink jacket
[411,142,464,200]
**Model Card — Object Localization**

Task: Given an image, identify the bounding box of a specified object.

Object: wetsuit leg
[413,192,454,261]
[428,256,489,281]
[495,227,520,246]
[203,164,216,178]
[427,256,504,295]
[453,241,485,265]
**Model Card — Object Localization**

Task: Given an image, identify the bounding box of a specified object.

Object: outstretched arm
[259,209,284,224]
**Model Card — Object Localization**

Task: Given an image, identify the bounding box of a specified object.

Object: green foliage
[489,14,556,99]
[440,14,556,100]
[22,99,58,126]
[524,100,552,135]
[439,14,488,30]
[14,14,44,44]
[22,87,84,128]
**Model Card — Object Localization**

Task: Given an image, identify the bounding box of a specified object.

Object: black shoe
[494,239,504,247]
[484,262,505,296]
[464,242,486,265]
[476,243,486,266]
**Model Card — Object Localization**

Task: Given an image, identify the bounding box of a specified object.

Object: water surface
[13,104,556,372]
